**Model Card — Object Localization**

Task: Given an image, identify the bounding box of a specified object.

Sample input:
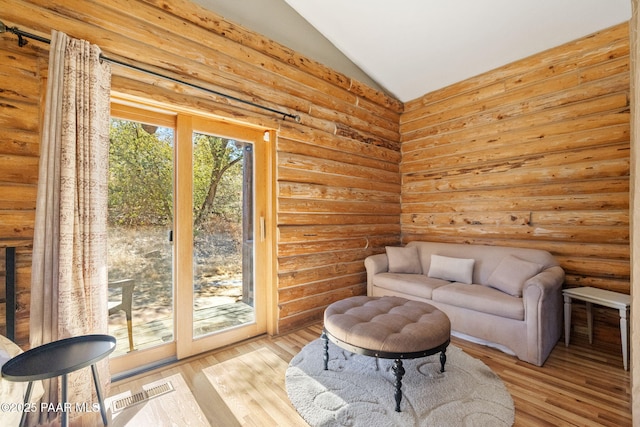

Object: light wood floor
[108,323,631,426]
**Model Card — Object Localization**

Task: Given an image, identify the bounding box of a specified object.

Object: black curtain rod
[0,21,302,123]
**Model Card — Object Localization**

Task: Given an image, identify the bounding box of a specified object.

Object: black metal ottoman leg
[440,349,447,373]
[322,330,329,370]
[392,359,405,412]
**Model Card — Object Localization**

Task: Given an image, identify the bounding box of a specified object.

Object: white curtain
[30,30,112,425]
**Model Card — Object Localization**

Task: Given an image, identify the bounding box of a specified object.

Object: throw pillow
[427,254,475,284]
[487,255,544,297]
[386,246,422,274]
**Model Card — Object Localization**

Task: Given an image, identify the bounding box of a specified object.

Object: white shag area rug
[286,339,514,427]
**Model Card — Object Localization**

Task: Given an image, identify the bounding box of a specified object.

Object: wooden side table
[563,287,630,370]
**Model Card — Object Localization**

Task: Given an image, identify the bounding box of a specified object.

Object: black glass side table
[1,334,116,427]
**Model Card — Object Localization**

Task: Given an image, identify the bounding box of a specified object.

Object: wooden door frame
[176,115,271,359]
[109,95,277,373]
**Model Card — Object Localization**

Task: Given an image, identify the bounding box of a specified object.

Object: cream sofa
[365,241,565,366]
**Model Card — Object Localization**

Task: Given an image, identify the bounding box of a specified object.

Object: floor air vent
[111,381,175,413]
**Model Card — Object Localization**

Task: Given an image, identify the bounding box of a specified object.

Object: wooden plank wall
[0,27,44,346]
[2,1,629,348]
[0,34,41,243]
[400,23,630,344]
[0,0,402,343]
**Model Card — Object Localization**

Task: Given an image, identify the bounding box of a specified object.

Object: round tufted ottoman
[322,295,451,412]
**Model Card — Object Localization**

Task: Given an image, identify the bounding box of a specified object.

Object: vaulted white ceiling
[283,0,631,102]
[195,0,631,102]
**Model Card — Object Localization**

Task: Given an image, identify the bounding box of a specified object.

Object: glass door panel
[177,118,267,358]
[192,132,255,339]
[107,115,175,360]
[108,103,269,367]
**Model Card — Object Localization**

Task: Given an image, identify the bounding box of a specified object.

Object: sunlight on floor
[106,374,208,426]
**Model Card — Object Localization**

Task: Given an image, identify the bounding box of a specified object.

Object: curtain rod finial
[0,22,30,47]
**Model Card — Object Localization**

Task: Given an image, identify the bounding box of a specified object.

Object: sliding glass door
[107,105,177,372]
[191,132,255,338]
[175,117,268,358]
[108,102,270,373]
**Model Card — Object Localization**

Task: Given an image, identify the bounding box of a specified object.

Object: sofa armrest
[523,265,565,296]
[364,253,389,295]
[522,265,565,365]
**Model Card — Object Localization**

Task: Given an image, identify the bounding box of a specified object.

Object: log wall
[0,0,630,349]
[0,26,44,344]
[400,23,630,345]
[0,0,402,345]
[0,34,41,243]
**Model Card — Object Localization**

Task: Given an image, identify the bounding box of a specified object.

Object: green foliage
[108,119,246,229]
[193,133,245,229]
[108,119,174,226]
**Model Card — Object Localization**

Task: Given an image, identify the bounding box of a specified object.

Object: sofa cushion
[386,246,422,274]
[407,241,559,285]
[432,283,524,320]
[487,255,543,297]
[427,254,475,284]
[373,273,450,299]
